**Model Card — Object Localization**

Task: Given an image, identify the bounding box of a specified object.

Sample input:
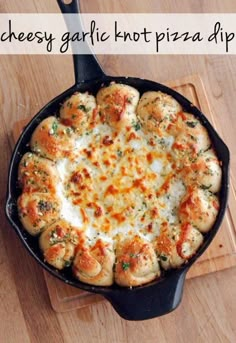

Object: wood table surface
[1,1,236,342]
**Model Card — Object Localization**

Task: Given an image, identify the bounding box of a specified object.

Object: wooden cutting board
[12,74,236,313]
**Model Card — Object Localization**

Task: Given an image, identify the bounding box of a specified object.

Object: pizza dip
[17,83,222,287]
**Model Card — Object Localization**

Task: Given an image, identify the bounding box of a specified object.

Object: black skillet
[5,0,230,320]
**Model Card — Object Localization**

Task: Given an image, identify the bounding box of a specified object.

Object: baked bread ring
[97,83,139,128]
[30,116,76,160]
[60,92,97,131]
[18,152,59,193]
[155,223,203,269]
[17,192,61,235]
[115,236,160,287]
[73,239,115,286]
[137,91,182,133]
[179,187,219,232]
[39,219,83,269]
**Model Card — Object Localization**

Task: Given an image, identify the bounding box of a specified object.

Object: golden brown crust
[169,113,211,165]
[154,223,203,269]
[30,116,76,161]
[180,149,222,193]
[179,187,219,232]
[39,219,83,269]
[17,192,61,235]
[73,239,115,286]
[60,92,97,132]
[137,91,182,133]
[114,236,160,287]
[96,83,139,128]
[18,152,59,193]
[176,224,203,260]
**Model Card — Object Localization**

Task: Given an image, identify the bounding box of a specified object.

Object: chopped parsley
[122,262,130,271]
[78,104,90,112]
[132,120,141,131]
[117,150,123,157]
[158,138,166,148]
[51,121,58,135]
[160,254,168,261]
[38,200,52,213]
[142,201,147,208]
[49,229,58,245]
[186,121,198,128]
[200,184,212,190]
[130,253,137,258]
[78,104,86,111]
[190,135,197,142]
[66,127,73,135]
[64,260,72,267]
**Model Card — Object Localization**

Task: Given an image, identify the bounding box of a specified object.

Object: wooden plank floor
[1,1,236,342]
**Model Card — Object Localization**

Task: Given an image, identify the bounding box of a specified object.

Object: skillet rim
[5,75,230,301]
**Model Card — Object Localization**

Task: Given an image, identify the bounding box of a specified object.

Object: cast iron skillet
[5,0,230,320]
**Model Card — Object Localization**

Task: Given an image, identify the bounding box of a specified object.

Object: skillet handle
[104,270,188,321]
[57,0,105,84]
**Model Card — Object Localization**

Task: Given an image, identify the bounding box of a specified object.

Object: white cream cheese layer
[55,121,185,247]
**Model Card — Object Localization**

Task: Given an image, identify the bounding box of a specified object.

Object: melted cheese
[55,120,186,247]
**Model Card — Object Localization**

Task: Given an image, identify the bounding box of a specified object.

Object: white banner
[0,14,235,54]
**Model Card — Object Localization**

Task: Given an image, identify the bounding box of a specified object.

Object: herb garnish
[66,127,73,135]
[51,121,58,135]
[132,120,141,131]
[122,262,130,270]
[117,150,122,157]
[200,184,212,190]
[160,254,168,261]
[78,104,90,112]
[38,200,52,212]
[186,121,198,128]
